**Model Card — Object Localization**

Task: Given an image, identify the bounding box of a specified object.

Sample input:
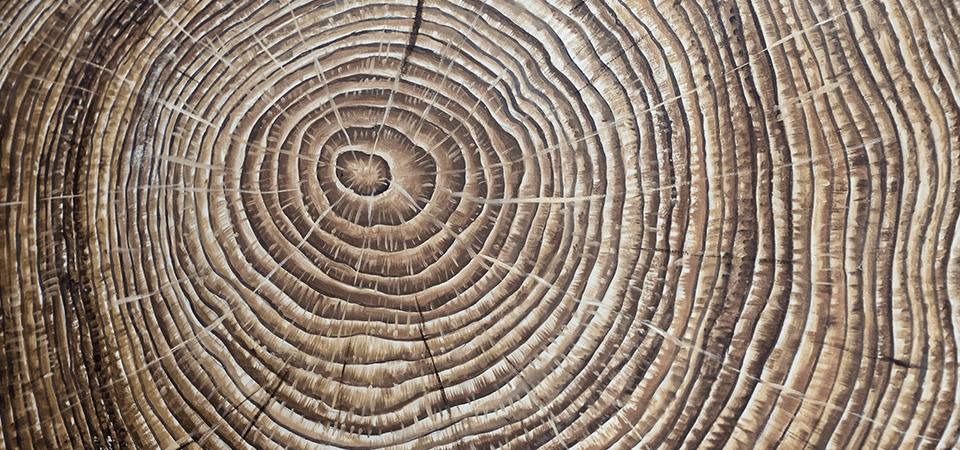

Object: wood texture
[1,0,959,448]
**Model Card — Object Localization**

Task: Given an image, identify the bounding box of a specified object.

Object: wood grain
[1,0,959,448]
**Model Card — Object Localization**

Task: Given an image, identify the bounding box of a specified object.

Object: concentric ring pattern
[2,0,960,448]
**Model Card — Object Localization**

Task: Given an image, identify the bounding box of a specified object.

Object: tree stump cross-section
[1,0,960,448]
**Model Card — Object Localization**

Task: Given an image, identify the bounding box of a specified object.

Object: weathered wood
[1,0,959,448]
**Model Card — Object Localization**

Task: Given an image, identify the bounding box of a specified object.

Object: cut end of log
[1,0,960,448]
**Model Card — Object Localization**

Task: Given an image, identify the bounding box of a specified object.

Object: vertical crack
[243,366,289,441]
[400,0,426,76]
[413,299,452,416]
